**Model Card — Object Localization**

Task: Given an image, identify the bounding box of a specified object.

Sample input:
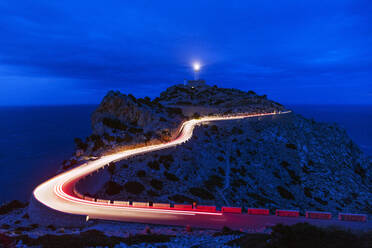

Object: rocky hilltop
[69,83,284,161]
[71,83,371,215]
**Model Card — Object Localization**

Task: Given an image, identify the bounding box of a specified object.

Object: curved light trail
[32,111,371,230]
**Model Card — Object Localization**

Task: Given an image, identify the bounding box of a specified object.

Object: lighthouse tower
[187,62,206,87]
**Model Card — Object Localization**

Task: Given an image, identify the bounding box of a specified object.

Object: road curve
[32,111,371,230]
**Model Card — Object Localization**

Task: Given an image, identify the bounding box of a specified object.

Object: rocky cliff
[71,83,371,215]
[69,83,284,161]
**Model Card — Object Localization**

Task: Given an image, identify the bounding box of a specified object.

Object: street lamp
[193,62,201,80]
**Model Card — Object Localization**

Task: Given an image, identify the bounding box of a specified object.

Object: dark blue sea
[0,105,97,203]
[0,104,371,203]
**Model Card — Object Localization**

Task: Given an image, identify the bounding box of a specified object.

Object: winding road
[32,111,371,230]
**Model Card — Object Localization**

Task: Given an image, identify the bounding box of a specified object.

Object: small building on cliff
[187,79,206,87]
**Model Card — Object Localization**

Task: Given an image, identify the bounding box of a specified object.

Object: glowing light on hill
[193,62,201,71]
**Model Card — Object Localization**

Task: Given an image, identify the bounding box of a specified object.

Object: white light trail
[33,111,291,223]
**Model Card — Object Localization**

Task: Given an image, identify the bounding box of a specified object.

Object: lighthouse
[187,62,206,87]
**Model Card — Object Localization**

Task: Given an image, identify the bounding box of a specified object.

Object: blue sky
[0,0,371,105]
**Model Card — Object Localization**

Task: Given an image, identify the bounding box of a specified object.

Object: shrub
[354,164,366,179]
[47,225,56,231]
[229,155,236,163]
[1,224,10,229]
[147,160,160,170]
[304,187,312,198]
[128,127,143,134]
[15,226,34,232]
[105,181,123,195]
[189,187,215,200]
[248,150,257,155]
[247,192,275,205]
[124,134,134,142]
[226,233,269,247]
[144,131,153,141]
[217,156,225,162]
[287,169,300,184]
[238,166,246,176]
[16,229,174,248]
[107,162,116,175]
[192,112,201,119]
[90,134,100,141]
[159,154,174,169]
[213,99,225,105]
[147,190,159,197]
[159,154,174,163]
[342,197,352,205]
[280,160,290,168]
[204,175,223,190]
[227,223,372,248]
[231,179,246,188]
[102,133,114,143]
[137,96,151,106]
[210,125,218,132]
[176,101,192,105]
[114,136,121,143]
[0,200,27,215]
[136,170,146,177]
[302,165,310,174]
[217,167,225,176]
[273,171,281,179]
[63,159,77,170]
[91,135,104,152]
[74,138,88,151]
[102,117,127,130]
[286,143,297,150]
[268,223,361,248]
[314,197,328,205]
[150,179,163,190]
[276,186,295,200]
[213,226,244,237]
[164,172,179,181]
[232,127,243,135]
[124,181,145,195]
[166,107,183,116]
[168,194,194,203]
[236,148,241,157]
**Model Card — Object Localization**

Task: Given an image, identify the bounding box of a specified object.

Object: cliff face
[92,91,162,133]
[71,83,371,214]
[89,90,183,151]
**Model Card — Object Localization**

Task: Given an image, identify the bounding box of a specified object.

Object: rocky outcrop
[74,84,284,157]
[156,84,284,115]
[84,91,184,156]
[91,91,168,135]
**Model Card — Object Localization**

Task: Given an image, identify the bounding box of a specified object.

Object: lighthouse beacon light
[193,62,201,72]
[193,62,201,80]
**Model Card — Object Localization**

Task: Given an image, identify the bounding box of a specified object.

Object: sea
[0,104,371,203]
